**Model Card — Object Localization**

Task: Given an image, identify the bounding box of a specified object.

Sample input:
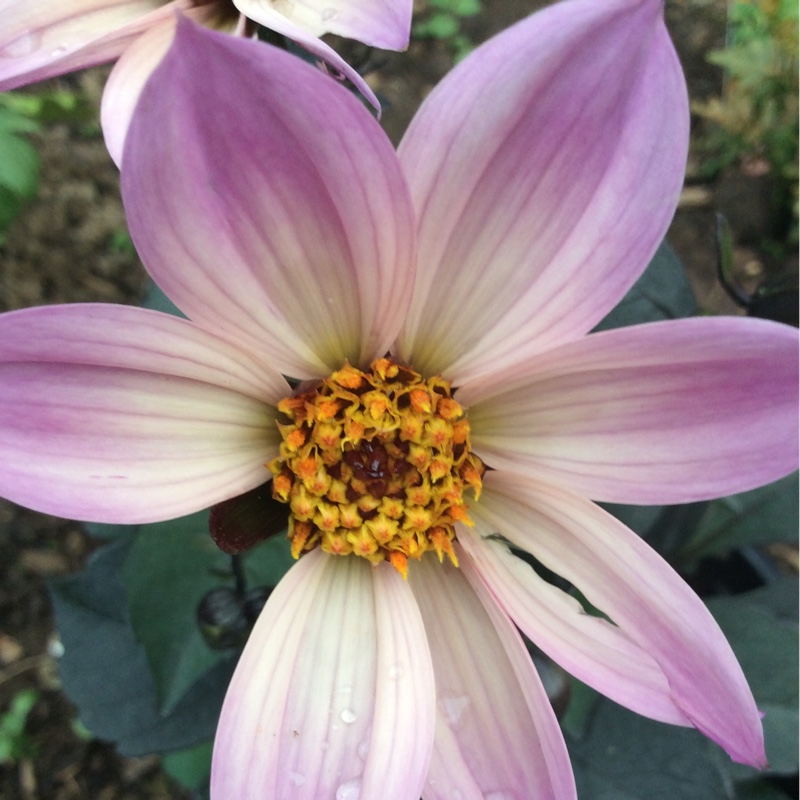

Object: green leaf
[0,689,38,763]
[243,528,295,588]
[0,128,39,197]
[50,538,236,757]
[141,279,186,318]
[413,13,460,39]
[122,512,229,715]
[83,520,140,539]
[122,509,293,715]
[430,0,481,15]
[0,107,39,135]
[567,696,735,800]
[162,740,212,793]
[735,778,792,799]
[707,581,799,776]
[678,473,799,565]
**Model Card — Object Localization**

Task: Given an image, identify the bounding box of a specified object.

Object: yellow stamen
[268,359,485,577]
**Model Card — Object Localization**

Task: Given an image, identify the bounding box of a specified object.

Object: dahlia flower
[0,2,796,798]
[0,0,410,162]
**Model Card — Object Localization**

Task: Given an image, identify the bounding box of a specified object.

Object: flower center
[268,358,485,578]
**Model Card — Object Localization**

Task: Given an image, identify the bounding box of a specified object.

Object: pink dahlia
[0,0,411,162]
[0,2,796,797]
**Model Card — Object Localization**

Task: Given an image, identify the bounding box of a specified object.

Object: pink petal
[0,0,172,91]
[408,555,576,800]
[211,550,435,799]
[235,0,412,50]
[236,0,408,108]
[395,0,688,385]
[101,14,176,168]
[464,317,799,504]
[101,6,246,168]
[472,471,767,767]
[0,304,283,523]
[0,303,290,402]
[458,523,690,726]
[122,18,416,380]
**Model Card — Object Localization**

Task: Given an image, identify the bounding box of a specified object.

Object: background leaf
[677,473,799,565]
[122,513,229,715]
[50,538,236,757]
[122,511,294,715]
[707,579,799,776]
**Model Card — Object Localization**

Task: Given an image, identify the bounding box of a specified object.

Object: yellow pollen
[268,359,485,577]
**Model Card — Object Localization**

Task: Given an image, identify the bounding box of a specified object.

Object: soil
[0,1,794,798]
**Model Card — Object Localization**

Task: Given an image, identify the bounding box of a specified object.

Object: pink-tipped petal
[102,15,176,168]
[458,523,690,726]
[0,0,172,91]
[395,0,688,384]
[464,317,799,504]
[123,18,416,380]
[102,5,244,167]
[0,365,277,525]
[474,471,767,767]
[0,304,284,523]
[408,555,576,800]
[0,303,290,403]
[211,550,435,800]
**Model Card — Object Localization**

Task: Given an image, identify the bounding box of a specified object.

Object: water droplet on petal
[288,772,306,786]
[441,695,470,726]
[0,30,40,58]
[49,44,68,58]
[388,664,404,680]
[357,740,369,760]
[336,777,361,800]
[340,708,357,724]
[321,6,338,22]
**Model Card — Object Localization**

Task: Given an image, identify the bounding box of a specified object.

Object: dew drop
[388,664,404,680]
[357,740,369,760]
[50,44,68,58]
[441,694,470,726]
[321,6,338,22]
[340,708,357,724]
[336,777,361,800]
[0,30,40,58]
[288,772,306,786]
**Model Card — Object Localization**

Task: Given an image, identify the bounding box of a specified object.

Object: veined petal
[464,317,799,504]
[0,0,171,91]
[123,18,416,380]
[458,521,690,726]
[0,303,290,404]
[408,555,576,800]
[234,0,402,109]
[0,363,277,524]
[475,471,767,767]
[211,551,435,800]
[395,0,688,384]
[236,0,412,50]
[103,6,239,167]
